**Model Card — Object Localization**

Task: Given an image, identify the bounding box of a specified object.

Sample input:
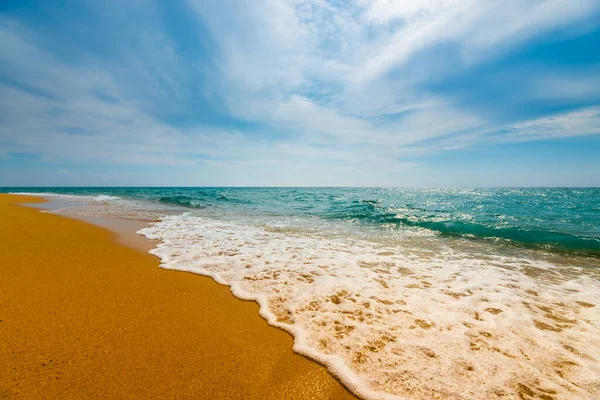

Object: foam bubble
[139,214,600,400]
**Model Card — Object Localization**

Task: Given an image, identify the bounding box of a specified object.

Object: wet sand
[0,194,355,399]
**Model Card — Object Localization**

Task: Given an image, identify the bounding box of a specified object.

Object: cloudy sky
[1,0,600,186]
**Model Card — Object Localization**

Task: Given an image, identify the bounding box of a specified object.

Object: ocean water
[6,187,600,399]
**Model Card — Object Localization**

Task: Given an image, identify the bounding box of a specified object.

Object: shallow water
[6,187,600,399]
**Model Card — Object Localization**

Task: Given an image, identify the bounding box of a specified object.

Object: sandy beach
[0,194,355,399]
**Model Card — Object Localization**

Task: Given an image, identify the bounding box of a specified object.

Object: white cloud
[356,0,600,82]
[186,0,600,152]
[505,106,600,141]
[1,0,599,185]
[0,17,214,166]
[57,169,74,175]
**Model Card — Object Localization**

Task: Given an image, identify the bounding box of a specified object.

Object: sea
[4,187,600,399]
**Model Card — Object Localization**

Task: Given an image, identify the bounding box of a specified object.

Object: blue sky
[1,0,599,187]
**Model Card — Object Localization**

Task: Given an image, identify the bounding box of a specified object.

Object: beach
[0,194,355,399]
[2,188,599,399]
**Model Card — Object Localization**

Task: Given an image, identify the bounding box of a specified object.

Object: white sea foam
[93,194,121,202]
[139,214,600,400]
[12,192,182,221]
[10,192,121,202]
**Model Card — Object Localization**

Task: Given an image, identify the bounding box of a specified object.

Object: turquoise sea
[4,187,600,254]
[4,187,600,399]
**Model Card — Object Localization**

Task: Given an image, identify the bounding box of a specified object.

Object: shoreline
[0,194,355,399]
[22,195,389,399]
[27,197,160,253]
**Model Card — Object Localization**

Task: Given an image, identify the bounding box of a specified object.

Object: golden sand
[0,195,355,399]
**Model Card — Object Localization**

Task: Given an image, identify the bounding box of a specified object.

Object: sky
[1,0,600,187]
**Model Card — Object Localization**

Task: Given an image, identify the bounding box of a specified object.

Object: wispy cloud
[356,0,600,82]
[0,16,215,166]
[505,106,600,141]
[187,0,600,151]
[0,0,599,185]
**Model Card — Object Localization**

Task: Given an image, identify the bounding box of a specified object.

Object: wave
[138,214,600,399]
[157,191,253,209]
[9,188,600,254]
[392,215,600,253]
[158,195,208,209]
[331,201,600,254]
